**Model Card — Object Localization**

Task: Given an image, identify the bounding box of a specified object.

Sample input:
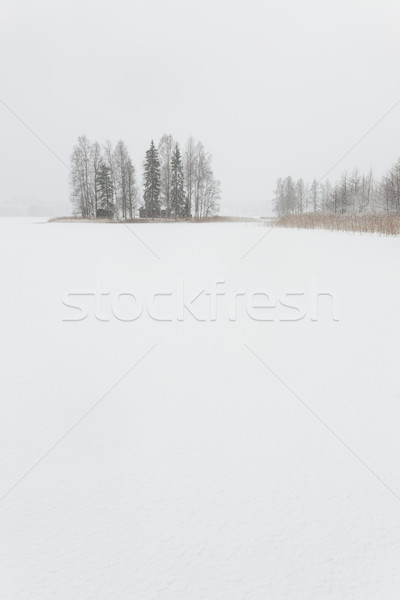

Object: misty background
[1,0,399,217]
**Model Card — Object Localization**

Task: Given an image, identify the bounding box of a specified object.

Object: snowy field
[1,217,400,599]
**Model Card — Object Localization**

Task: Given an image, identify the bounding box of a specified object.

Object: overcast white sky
[1,0,400,215]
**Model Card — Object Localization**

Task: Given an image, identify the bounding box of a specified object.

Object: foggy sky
[1,0,400,216]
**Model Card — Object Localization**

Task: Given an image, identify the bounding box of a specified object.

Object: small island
[69,134,221,221]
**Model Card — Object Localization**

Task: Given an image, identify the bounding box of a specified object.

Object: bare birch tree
[159,134,174,215]
[103,140,117,217]
[183,136,197,218]
[70,135,92,218]
[90,140,102,218]
[114,140,137,219]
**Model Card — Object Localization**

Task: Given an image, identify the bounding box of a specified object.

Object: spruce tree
[170,144,185,218]
[96,159,114,217]
[143,140,161,217]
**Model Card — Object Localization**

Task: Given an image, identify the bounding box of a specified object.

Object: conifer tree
[143,140,161,217]
[170,144,185,218]
[96,159,114,217]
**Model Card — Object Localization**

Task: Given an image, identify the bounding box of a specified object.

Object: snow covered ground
[1,217,400,599]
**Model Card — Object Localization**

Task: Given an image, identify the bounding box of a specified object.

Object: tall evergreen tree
[143,140,161,217]
[170,144,185,218]
[96,159,114,217]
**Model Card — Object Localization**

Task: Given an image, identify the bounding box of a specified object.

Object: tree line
[70,134,220,220]
[273,158,400,217]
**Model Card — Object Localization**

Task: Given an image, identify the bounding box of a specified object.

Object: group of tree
[70,134,220,220]
[273,158,400,217]
[142,134,220,219]
[70,136,138,219]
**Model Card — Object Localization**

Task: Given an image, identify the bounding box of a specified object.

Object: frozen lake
[1,218,400,599]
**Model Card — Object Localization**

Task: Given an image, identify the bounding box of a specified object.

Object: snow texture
[1,218,400,599]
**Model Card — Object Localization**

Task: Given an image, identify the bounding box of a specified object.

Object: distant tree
[339,172,350,214]
[126,156,138,219]
[183,194,191,219]
[143,140,161,217]
[114,140,128,218]
[70,135,93,218]
[96,159,114,217]
[159,134,174,215]
[296,179,306,214]
[310,179,320,213]
[360,170,376,213]
[170,144,186,218]
[331,182,340,214]
[183,136,197,217]
[69,133,221,220]
[114,140,137,219]
[273,178,284,217]
[103,140,117,214]
[320,180,332,213]
[191,142,220,219]
[285,176,297,214]
[90,141,102,218]
[192,142,205,218]
[380,159,400,214]
[203,172,221,217]
[349,168,361,213]
[272,157,400,217]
